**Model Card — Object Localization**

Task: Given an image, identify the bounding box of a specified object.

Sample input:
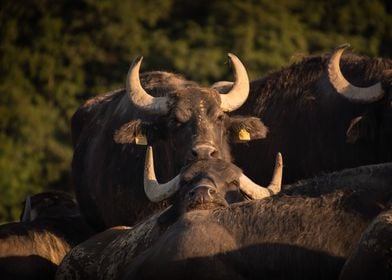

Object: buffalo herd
[1,44,391,279]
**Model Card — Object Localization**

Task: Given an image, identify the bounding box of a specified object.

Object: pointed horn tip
[132,55,144,65]
[276,152,283,167]
[227,53,236,59]
[333,43,350,54]
[146,145,152,154]
[227,53,242,64]
[129,56,143,72]
[145,146,153,164]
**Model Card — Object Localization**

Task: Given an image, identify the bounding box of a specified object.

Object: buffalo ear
[229,116,268,143]
[346,115,375,144]
[114,119,158,145]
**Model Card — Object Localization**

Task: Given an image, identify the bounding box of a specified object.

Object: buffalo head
[113,54,268,166]
[71,54,269,230]
[143,147,282,224]
[20,192,81,223]
[328,44,392,159]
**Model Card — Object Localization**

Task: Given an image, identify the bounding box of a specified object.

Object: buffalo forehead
[175,88,220,109]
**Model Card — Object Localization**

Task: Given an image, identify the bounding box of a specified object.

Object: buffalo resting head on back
[72,53,268,230]
[56,148,283,280]
[123,162,392,280]
[144,146,283,225]
[58,159,392,280]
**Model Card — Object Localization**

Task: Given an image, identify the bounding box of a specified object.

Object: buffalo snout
[191,143,218,159]
[188,185,217,204]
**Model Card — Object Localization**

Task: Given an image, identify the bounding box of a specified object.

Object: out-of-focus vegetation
[0,0,391,222]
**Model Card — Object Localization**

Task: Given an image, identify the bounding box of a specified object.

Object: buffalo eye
[169,119,186,131]
[174,121,184,129]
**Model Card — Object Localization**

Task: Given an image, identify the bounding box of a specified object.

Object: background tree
[0,0,390,222]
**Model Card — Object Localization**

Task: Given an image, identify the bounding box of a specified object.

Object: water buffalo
[56,147,283,280]
[218,44,392,186]
[0,192,94,280]
[122,162,392,280]
[72,54,269,230]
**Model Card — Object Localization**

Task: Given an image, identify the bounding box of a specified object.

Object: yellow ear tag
[238,129,251,141]
[135,134,147,145]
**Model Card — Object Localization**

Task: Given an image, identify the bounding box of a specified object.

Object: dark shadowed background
[0,0,391,222]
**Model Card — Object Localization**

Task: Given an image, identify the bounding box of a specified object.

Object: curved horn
[219,53,250,112]
[144,146,180,202]
[21,196,31,222]
[127,56,169,114]
[239,153,283,199]
[328,44,384,103]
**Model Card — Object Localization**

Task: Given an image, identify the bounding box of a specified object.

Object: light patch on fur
[197,99,206,126]
[0,230,71,265]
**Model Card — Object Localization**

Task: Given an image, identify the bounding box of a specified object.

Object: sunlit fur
[0,192,94,279]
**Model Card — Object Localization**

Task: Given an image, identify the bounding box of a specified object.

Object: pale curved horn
[239,153,283,199]
[127,56,169,114]
[265,152,283,194]
[144,146,180,202]
[21,196,31,222]
[328,44,384,103]
[219,53,250,112]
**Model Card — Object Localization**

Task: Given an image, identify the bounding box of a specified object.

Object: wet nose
[188,186,217,204]
[192,144,218,159]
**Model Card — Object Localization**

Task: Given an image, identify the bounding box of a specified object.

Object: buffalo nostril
[207,188,216,197]
[191,149,198,158]
[205,147,217,157]
[192,145,218,159]
[188,186,217,204]
[210,150,218,158]
[189,190,196,198]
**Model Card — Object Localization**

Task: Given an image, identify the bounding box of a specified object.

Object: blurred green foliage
[0,0,391,222]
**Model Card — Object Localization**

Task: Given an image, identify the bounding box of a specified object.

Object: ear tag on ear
[135,134,147,145]
[238,129,251,141]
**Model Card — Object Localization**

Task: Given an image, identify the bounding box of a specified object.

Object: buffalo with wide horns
[218,44,392,186]
[72,54,268,230]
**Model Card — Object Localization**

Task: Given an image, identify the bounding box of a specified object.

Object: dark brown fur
[58,162,392,280]
[56,159,250,280]
[232,52,392,186]
[124,162,392,280]
[72,71,268,230]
